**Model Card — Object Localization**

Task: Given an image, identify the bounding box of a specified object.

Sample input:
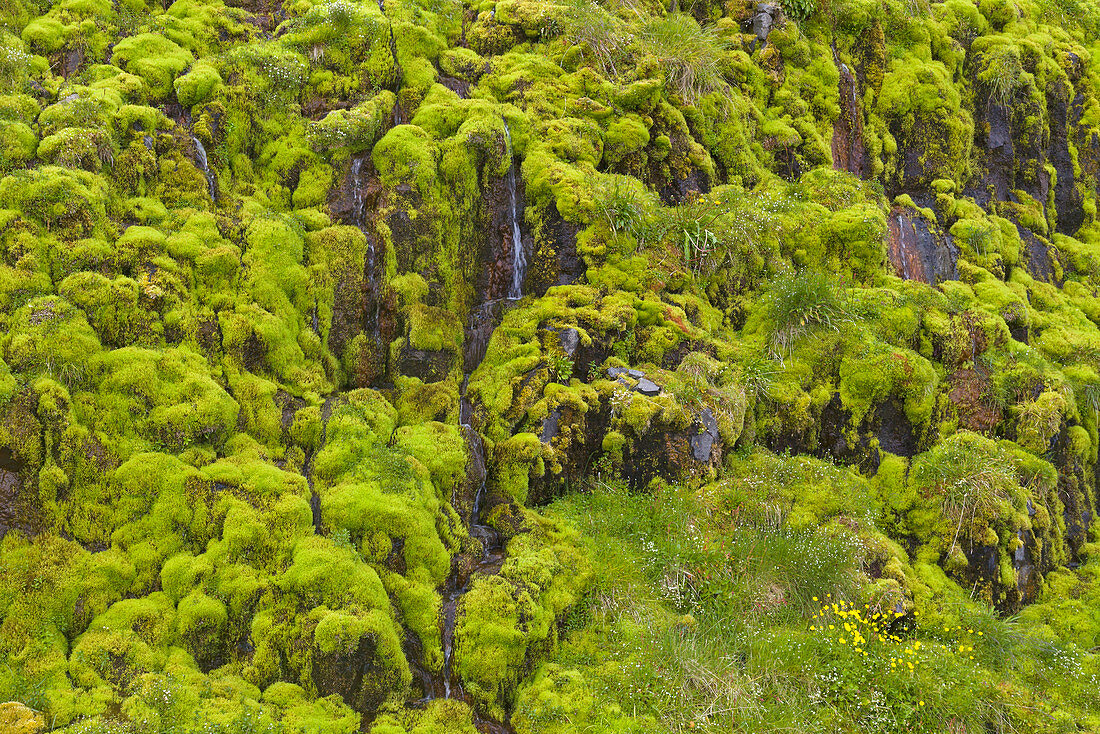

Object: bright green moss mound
[1,0,1100,730]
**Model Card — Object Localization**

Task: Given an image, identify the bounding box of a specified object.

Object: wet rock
[875,398,917,458]
[558,328,580,358]
[1049,81,1085,235]
[439,75,470,98]
[948,369,1001,433]
[690,409,718,462]
[1014,529,1038,604]
[396,347,454,384]
[831,59,871,179]
[1018,225,1061,285]
[0,448,41,541]
[659,168,709,205]
[886,208,959,285]
[464,301,505,375]
[540,407,562,443]
[61,46,84,78]
[983,102,1014,202]
[635,378,660,396]
[527,201,584,295]
[311,635,395,714]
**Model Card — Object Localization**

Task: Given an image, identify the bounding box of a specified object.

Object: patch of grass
[765,270,851,359]
[640,14,728,104]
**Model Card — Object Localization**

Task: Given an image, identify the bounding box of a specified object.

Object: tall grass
[765,270,851,358]
[640,14,728,103]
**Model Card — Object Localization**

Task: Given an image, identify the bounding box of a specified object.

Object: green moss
[174,61,223,107]
[112,33,195,99]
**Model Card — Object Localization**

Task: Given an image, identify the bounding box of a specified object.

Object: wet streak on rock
[303,395,340,535]
[886,208,958,285]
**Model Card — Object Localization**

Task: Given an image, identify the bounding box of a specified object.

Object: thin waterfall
[504,122,526,300]
[191,135,217,202]
[347,157,382,346]
[894,214,913,281]
[350,157,376,280]
[350,157,364,218]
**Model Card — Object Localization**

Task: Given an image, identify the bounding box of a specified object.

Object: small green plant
[664,193,728,277]
[547,352,574,384]
[595,177,651,241]
[910,432,1016,552]
[781,0,816,21]
[640,13,728,103]
[740,353,780,402]
[332,526,353,549]
[558,0,632,77]
[978,45,1024,105]
[766,270,850,358]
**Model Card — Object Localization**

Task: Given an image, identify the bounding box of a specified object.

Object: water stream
[191,135,217,202]
[404,292,514,730]
[347,157,383,355]
[503,123,526,300]
[893,214,915,281]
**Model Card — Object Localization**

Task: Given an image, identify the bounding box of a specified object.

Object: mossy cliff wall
[2,0,1100,730]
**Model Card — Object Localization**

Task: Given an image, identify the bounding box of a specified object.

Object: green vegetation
[0,0,1100,731]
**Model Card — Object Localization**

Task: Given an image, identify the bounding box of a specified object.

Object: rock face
[886,208,959,285]
[0,448,40,541]
[690,408,719,463]
[832,60,870,179]
[744,2,782,51]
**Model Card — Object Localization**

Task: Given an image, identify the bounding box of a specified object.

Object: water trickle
[191,135,217,202]
[439,477,504,700]
[503,122,526,301]
[350,157,364,219]
[893,214,914,281]
[349,158,377,284]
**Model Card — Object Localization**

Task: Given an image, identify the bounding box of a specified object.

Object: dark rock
[987,102,1013,150]
[464,301,504,374]
[385,537,407,574]
[1049,80,1085,235]
[1018,225,1061,285]
[745,2,781,50]
[875,398,917,458]
[1014,529,1038,604]
[311,634,396,714]
[658,168,709,205]
[886,208,959,285]
[529,201,584,294]
[558,328,580,358]
[439,75,470,98]
[540,407,561,443]
[62,46,84,77]
[396,347,454,384]
[690,409,719,463]
[635,378,660,396]
[607,367,628,379]
[627,369,644,379]
[452,425,488,524]
[831,60,871,179]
